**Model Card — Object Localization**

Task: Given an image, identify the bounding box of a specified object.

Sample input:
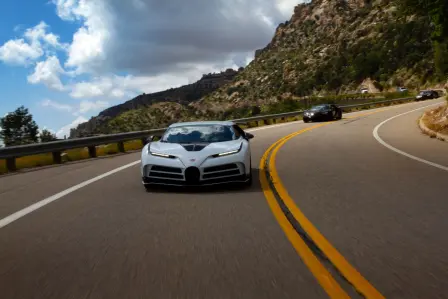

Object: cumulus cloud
[0,22,64,66]
[28,56,65,90]
[53,0,300,77]
[24,21,66,50]
[0,39,43,65]
[56,115,88,138]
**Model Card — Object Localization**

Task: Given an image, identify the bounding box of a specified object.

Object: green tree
[0,106,39,146]
[398,0,448,77]
[40,129,58,143]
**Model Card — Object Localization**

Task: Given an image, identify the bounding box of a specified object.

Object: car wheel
[144,184,152,192]
[337,111,342,120]
[304,119,310,123]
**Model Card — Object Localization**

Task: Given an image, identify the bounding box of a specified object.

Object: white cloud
[41,99,73,112]
[24,21,66,50]
[276,0,302,18]
[0,39,43,65]
[52,0,302,77]
[69,77,112,98]
[0,21,65,66]
[56,115,88,138]
[28,56,65,90]
[79,100,109,113]
[52,0,111,74]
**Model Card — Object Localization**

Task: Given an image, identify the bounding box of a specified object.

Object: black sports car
[303,104,343,123]
[415,90,439,101]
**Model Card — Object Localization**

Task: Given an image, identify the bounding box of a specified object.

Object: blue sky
[0,0,298,138]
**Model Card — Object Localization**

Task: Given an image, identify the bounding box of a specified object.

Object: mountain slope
[193,0,433,113]
[71,0,438,136]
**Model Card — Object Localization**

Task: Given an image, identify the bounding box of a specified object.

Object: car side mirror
[245,133,254,140]
[146,135,157,143]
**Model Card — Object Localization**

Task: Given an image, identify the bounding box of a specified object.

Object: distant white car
[141,121,253,190]
[361,88,369,94]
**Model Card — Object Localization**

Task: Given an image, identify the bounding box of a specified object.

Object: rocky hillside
[193,0,433,114]
[70,68,241,137]
[72,0,439,136]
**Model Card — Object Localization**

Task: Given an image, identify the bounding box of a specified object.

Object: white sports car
[141,121,254,190]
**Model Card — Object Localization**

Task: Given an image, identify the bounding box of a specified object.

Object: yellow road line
[261,110,390,298]
[269,131,385,298]
[259,134,350,299]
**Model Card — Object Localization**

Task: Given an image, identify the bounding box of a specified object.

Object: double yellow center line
[259,111,390,298]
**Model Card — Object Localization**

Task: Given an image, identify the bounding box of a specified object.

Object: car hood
[148,140,243,167]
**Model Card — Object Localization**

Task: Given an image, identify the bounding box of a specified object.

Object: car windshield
[310,105,328,111]
[161,125,238,143]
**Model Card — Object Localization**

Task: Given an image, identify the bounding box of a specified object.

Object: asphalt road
[0,98,447,298]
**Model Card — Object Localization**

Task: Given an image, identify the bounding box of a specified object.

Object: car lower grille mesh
[151,165,182,173]
[204,163,238,173]
[148,165,184,181]
[203,169,240,179]
[202,163,241,180]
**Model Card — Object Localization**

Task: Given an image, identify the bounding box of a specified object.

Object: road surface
[0,98,446,298]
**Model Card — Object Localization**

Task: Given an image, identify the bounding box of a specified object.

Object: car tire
[304,119,310,123]
[144,184,152,192]
[337,111,342,120]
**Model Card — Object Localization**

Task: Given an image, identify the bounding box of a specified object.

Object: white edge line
[0,100,441,229]
[373,102,448,172]
[0,161,140,229]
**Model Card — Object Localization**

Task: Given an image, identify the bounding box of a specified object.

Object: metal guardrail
[0,96,415,172]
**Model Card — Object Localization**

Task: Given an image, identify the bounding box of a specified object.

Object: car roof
[168,121,235,128]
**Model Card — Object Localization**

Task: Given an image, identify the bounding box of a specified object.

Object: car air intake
[181,144,208,152]
[185,166,200,184]
[204,163,238,173]
[148,165,184,181]
[151,165,182,173]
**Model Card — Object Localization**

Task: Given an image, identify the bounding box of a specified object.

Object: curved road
[0,98,447,298]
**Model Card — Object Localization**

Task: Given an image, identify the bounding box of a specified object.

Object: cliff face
[70,68,240,137]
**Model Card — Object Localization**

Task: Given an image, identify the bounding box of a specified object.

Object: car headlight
[211,143,242,158]
[149,150,176,159]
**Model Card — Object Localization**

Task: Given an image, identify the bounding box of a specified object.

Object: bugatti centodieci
[141,121,254,190]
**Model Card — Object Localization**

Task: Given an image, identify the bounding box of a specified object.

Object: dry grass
[422,104,448,135]
[0,160,7,174]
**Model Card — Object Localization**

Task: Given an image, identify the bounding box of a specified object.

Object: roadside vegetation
[0,97,414,175]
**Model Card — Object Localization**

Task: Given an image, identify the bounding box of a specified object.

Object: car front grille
[143,163,245,186]
[148,165,184,181]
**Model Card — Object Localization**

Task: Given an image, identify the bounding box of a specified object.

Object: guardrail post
[52,151,62,164]
[118,142,125,153]
[88,146,97,158]
[6,157,16,172]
